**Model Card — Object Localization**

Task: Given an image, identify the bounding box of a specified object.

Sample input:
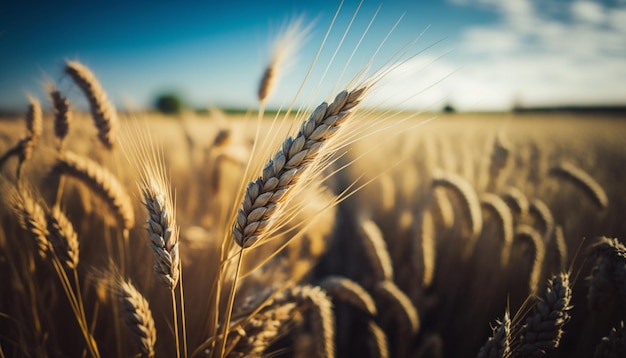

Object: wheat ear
[375,280,420,335]
[359,218,394,281]
[16,97,42,177]
[46,207,79,269]
[529,198,554,239]
[65,60,118,150]
[52,150,134,230]
[515,225,546,292]
[25,95,43,144]
[480,193,514,267]
[7,185,49,258]
[549,225,568,272]
[233,87,366,248]
[414,334,444,358]
[367,321,389,358]
[257,16,308,103]
[519,272,572,356]
[228,302,299,357]
[486,131,511,192]
[477,310,511,358]
[549,161,609,210]
[114,278,157,358]
[593,321,626,358]
[319,276,377,316]
[432,170,483,255]
[140,175,180,290]
[500,186,529,221]
[413,209,436,287]
[49,89,71,150]
[431,187,455,230]
[273,285,335,358]
[587,237,626,310]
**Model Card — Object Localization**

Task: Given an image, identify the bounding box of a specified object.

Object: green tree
[154,93,183,114]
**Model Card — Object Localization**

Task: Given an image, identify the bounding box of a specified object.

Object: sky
[1,0,625,112]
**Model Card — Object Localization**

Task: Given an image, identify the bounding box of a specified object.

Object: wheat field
[1,8,625,358]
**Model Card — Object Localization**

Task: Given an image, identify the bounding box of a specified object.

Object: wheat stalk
[52,150,134,230]
[233,86,367,248]
[518,272,572,356]
[65,60,118,150]
[549,161,609,210]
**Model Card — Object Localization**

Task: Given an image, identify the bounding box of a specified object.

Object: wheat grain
[233,87,367,248]
[53,150,134,230]
[319,276,377,316]
[359,218,394,281]
[65,60,118,150]
[519,272,572,356]
[480,193,514,267]
[549,161,609,210]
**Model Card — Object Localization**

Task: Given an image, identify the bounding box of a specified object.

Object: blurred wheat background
[1,1,625,357]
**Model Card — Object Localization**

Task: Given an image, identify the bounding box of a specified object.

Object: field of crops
[1,10,625,358]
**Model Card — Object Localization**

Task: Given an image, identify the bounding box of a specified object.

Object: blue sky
[1,0,625,112]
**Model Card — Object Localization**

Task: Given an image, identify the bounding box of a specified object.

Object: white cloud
[423,0,626,110]
[571,1,606,24]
